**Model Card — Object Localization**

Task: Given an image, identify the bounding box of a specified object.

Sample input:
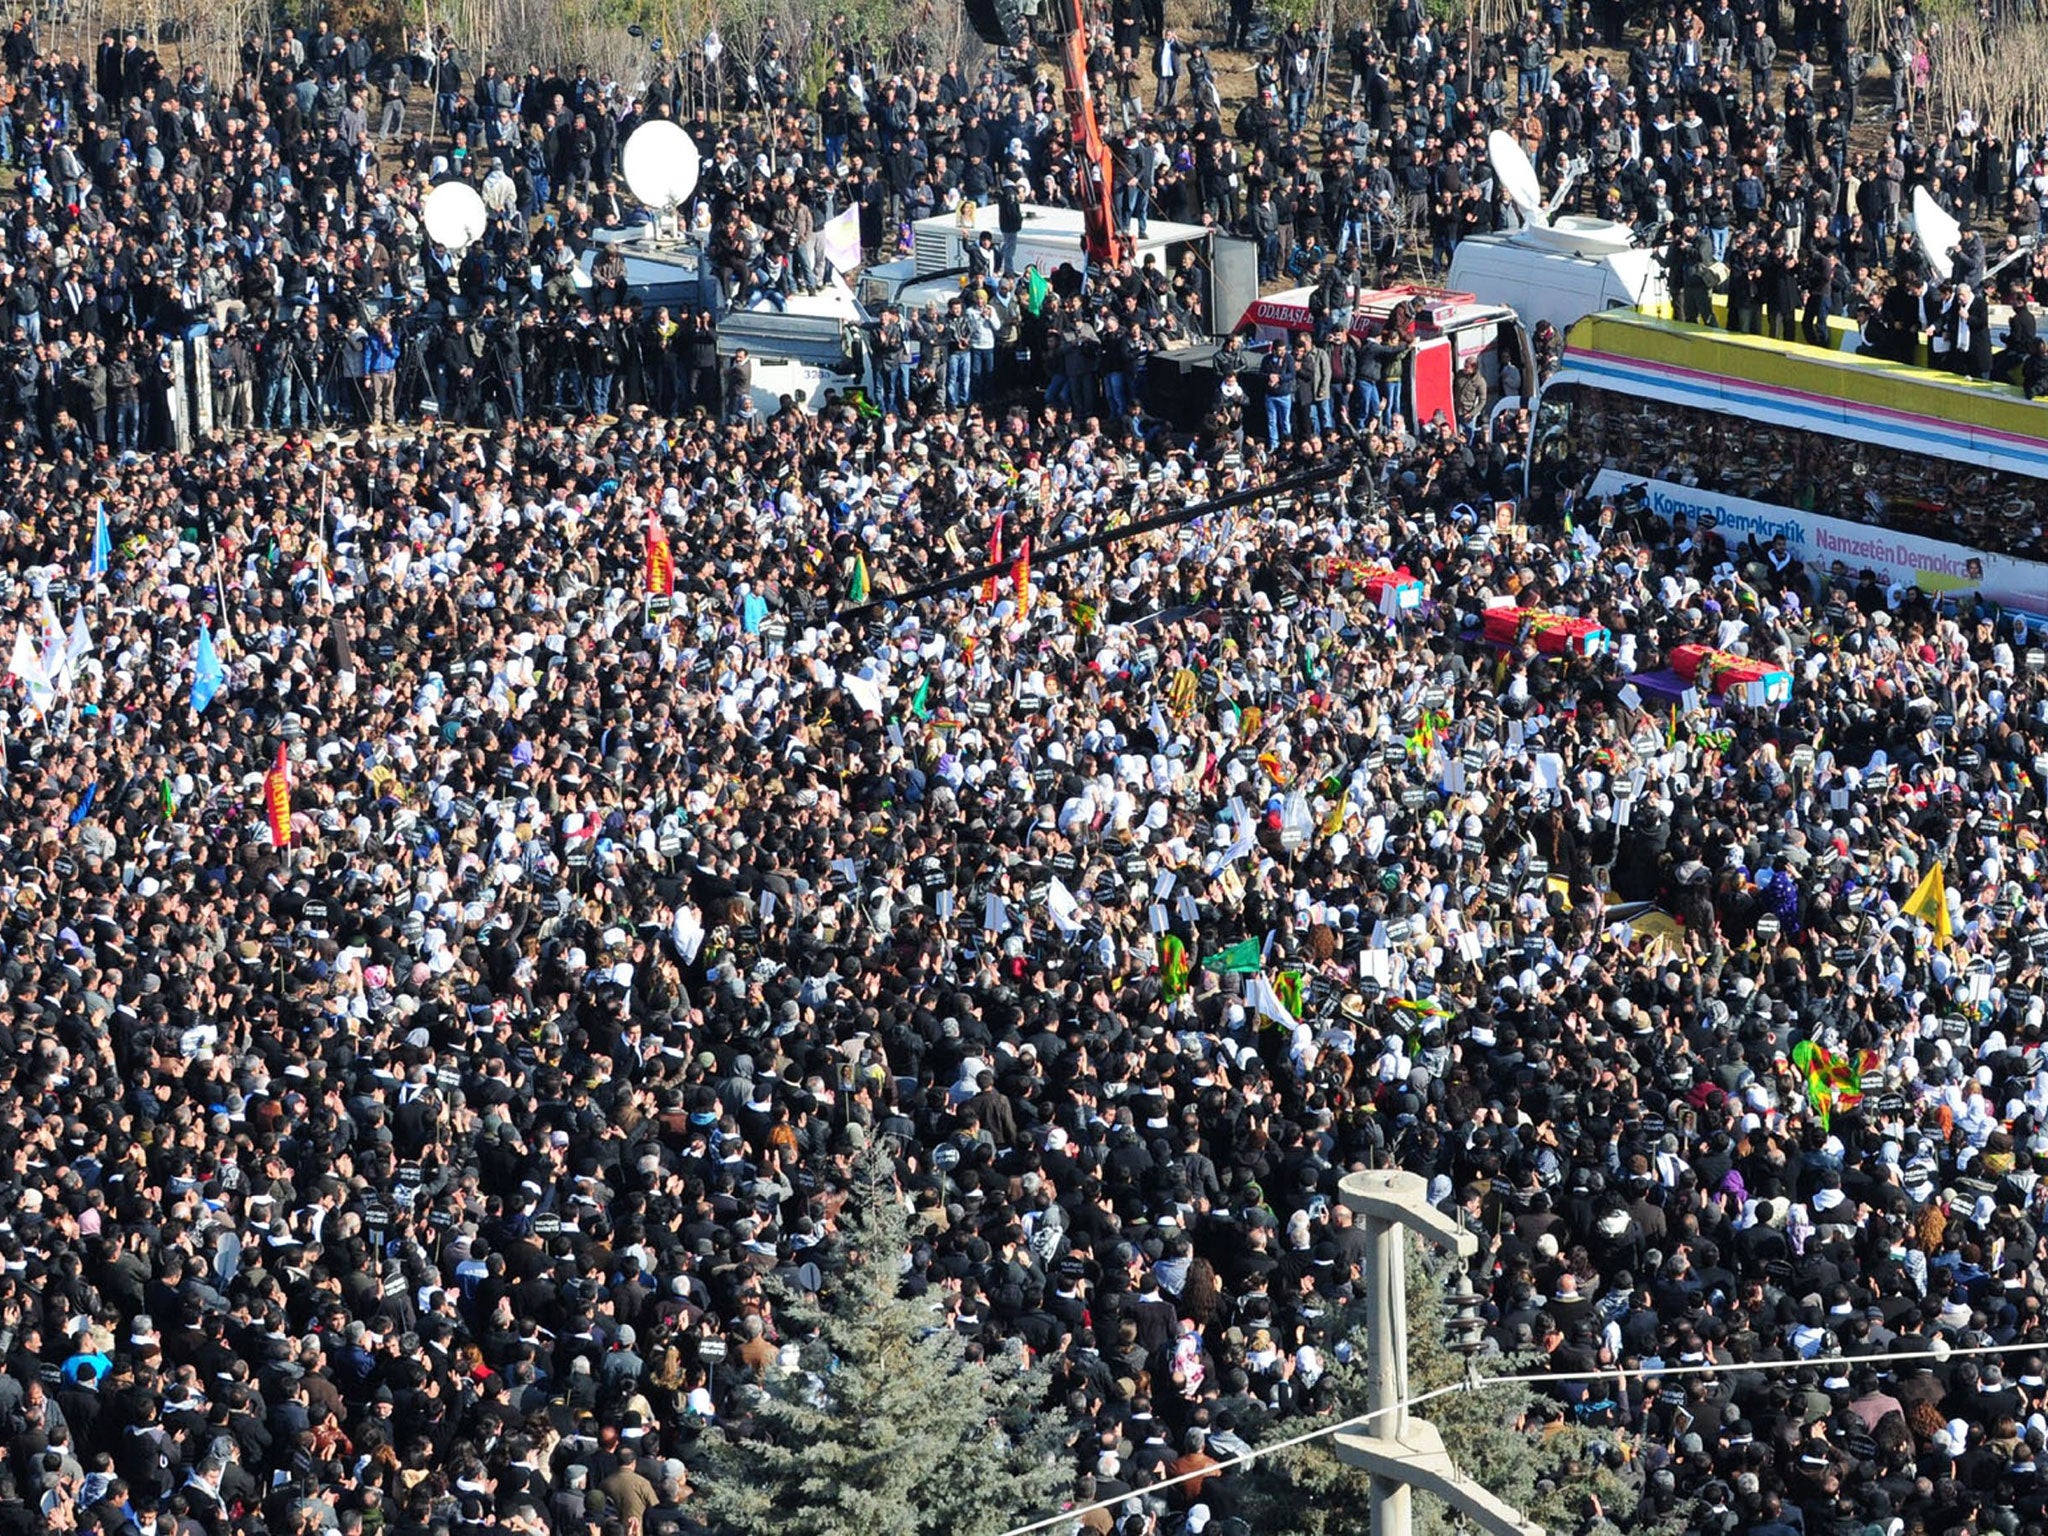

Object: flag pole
[211,546,235,656]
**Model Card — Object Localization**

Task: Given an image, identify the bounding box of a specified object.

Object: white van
[1446,226,1668,339]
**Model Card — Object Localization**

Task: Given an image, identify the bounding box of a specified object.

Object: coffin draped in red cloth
[1322,558,1422,611]
[1668,643,1793,703]
[1479,605,1611,657]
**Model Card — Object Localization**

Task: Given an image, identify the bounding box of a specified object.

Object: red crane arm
[1058,0,1128,268]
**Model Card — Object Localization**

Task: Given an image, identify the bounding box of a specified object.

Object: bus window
[1551,380,2048,565]
[1533,383,1574,464]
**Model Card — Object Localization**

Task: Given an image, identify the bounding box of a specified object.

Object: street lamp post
[1332,1170,1544,1536]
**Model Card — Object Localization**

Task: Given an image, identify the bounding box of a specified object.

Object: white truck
[1443,131,1670,340]
[577,233,871,417]
[1444,218,1669,340]
[859,205,1258,341]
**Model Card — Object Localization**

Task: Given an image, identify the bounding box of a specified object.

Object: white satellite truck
[859,204,1261,429]
[574,120,874,418]
[1444,132,1668,337]
[585,132,1266,415]
[858,204,1255,338]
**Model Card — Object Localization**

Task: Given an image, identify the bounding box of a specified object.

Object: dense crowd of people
[0,6,2037,1536]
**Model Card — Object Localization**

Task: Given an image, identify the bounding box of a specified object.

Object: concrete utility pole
[1333,1170,1545,1536]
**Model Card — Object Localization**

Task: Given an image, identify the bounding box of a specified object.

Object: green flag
[1201,937,1263,974]
[910,676,931,719]
[1024,267,1050,316]
[847,552,870,604]
[160,776,175,820]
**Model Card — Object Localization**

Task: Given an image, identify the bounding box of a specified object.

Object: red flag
[1012,536,1032,616]
[644,510,675,599]
[263,743,292,849]
[982,513,1007,607]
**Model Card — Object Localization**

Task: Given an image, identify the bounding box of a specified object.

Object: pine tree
[1237,1246,1661,1536]
[689,1144,1070,1536]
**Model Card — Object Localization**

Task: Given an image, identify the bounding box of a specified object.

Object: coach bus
[1524,311,2048,618]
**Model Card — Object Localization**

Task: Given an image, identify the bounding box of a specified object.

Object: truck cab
[1243,282,1534,435]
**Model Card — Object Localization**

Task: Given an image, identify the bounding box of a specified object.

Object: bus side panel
[1413,337,1454,430]
[1570,310,2048,450]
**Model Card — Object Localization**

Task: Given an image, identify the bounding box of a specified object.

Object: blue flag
[88,504,110,580]
[191,623,224,714]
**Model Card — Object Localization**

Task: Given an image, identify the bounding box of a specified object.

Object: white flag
[1208,815,1257,877]
[1247,973,1298,1031]
[1045,877,1084,936]
[66,609,92,669]
[841,672,885,717]
[40,634,67,695]
[983,892,1011,934]
[37,599,66,693]
[671,903,706,964]
[10,628,52,714]
[8,627,44,689]
[821,204,862,275]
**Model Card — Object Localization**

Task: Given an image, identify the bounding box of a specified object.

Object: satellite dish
[623,120,701,211]
[421,182,487,252]
[1912,186,1961,282]
[1487,130,1544,220]
[1515,215,1638,255]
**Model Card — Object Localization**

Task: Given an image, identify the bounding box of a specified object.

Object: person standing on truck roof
[1664,218,1715,327]
[967,292,999,402]
[967,231,1001,285]
[997,173,1025,275]
[1343,329,1382,433]
[648,306,680,416]
[872,305,908,417]
[1800,247,1842,348]
[1377,316,1412,434]
[1261,338,1296,449]
[1764,239,1800,342]
[724,346,755,426]
[1293,333,1333,440]
[684,309,720,418]
[1992,288,2036,384]
[2023,335,2048,399]
[943,298,975,410]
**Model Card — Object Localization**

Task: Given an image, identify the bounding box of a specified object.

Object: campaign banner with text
[1588,469,2048,617]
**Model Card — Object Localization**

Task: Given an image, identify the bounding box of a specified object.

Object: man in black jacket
[1946,281,1992,378]
[1992,288,2038,383]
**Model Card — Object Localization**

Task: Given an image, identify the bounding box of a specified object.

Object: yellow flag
[1903,861,1951,941]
